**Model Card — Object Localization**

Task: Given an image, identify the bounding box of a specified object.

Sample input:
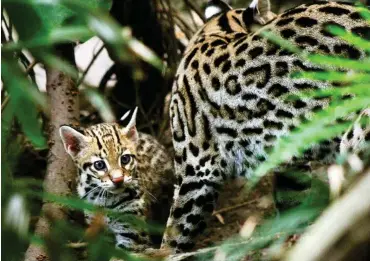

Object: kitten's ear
[121,107,138,142]
[248,0,277,25]
[205,0,232,21]
[59,126,89,157]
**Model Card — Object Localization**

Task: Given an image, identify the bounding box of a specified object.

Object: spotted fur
[60,109,174,251]
[162,0,370,252]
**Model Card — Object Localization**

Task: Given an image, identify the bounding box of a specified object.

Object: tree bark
[24,43,79,261]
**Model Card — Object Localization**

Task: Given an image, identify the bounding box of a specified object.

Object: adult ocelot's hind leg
[161,92,227,252]
[161,151,226,252]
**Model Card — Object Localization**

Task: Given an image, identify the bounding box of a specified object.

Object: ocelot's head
[59,108,139,195]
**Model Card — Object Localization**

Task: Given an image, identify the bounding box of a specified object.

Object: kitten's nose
[110,169,124,184]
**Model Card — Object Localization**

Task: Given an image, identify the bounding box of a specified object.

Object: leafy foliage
[2,0,163,260]
[1,1,369,261]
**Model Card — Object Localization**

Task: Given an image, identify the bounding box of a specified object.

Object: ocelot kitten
[162,0,370,252]
[60,108,175,251]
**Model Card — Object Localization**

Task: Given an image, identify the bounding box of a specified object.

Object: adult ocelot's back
[162,0,370,252]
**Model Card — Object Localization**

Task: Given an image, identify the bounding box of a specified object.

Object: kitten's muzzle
[112,176,124,184]
[109,169,132,186]
[110,169,124,184]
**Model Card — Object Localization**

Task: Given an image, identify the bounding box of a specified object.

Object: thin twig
[76,44,105,87]
[173,12,195,39]
[111,95,131,110]
[1,7,13,42]
[184,0,198,32]
[1,96,10,111]
[1,25,8,44]
[26,60,38,74]
[156,8,194,38]
[184,0,206,23]
[157,0,180,67]
[212,199,258,216]
[66,242,88,249]
[98,64,116,93]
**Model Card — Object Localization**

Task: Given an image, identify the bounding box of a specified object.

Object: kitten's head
[59,108,139,195]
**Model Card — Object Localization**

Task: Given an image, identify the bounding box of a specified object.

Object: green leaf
[285,83,370,100]
[358,5,370,21]
[3,0,52,60]
[32,0,112,41]
[4,0,163,70]
[326,25,370,52]
[308,54,370,71]
[1,58,47,149]
[82,89,116,123]
[33,0,111,31]
[23,190,100,212]
[291,71,370,84]
[3,1,48,42]
[127,35,164,71]
[3,26,93,52]
[261,30,302,54]
[1,104,24,197]
[261,29,370,72]
[42,52,79,79]
[252,95,370,183]
[34,3,73,30]
[23,189,163,234]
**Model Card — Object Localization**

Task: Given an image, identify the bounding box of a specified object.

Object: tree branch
[24,43,79,261]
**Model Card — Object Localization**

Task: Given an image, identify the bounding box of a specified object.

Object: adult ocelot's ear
[120,107,138,142]
[59,125,90,157]
[205,0,232,21]
[244,0,277,26]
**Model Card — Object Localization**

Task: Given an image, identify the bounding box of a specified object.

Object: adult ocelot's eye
[120,155,131,165]
[93,160,106,171]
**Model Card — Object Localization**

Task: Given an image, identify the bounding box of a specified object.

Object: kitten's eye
[93,160,106,171]
[121,155,131,165]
